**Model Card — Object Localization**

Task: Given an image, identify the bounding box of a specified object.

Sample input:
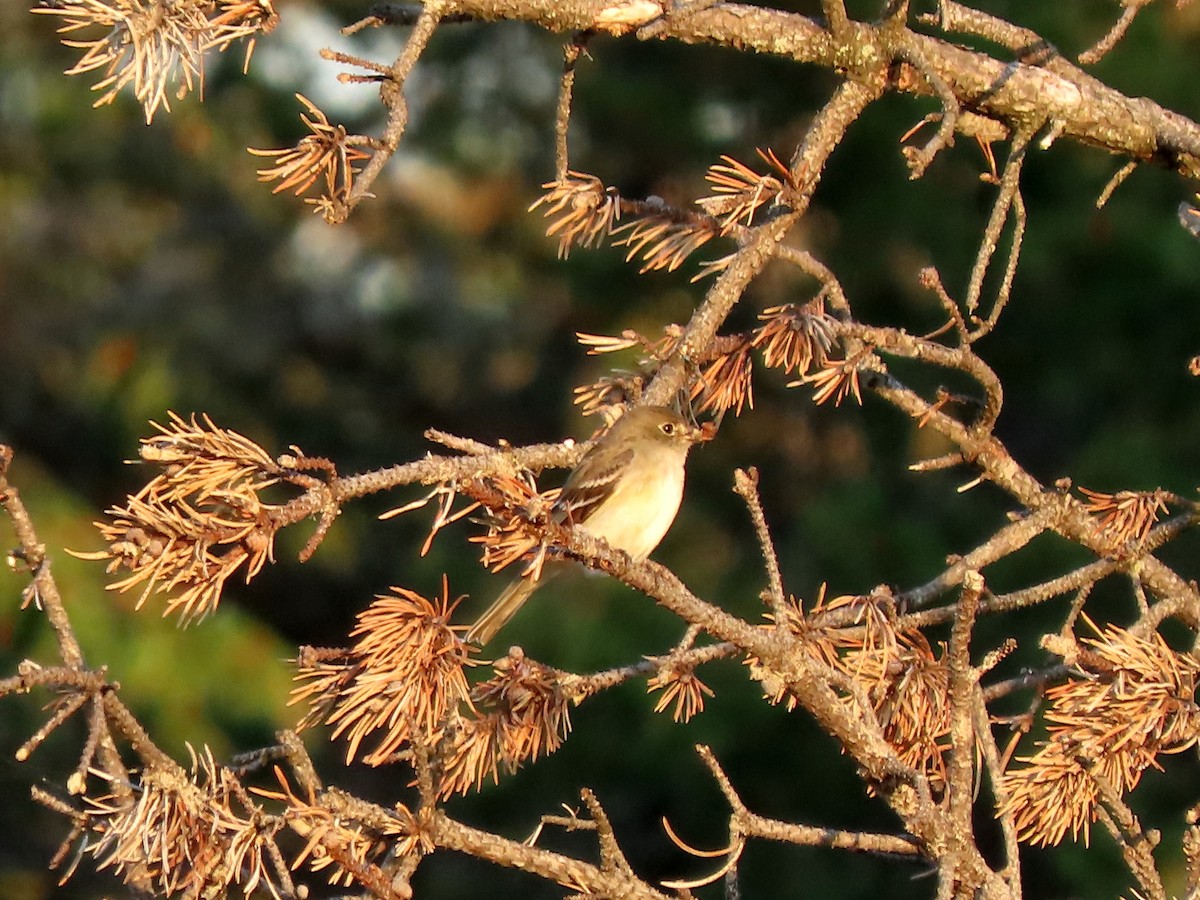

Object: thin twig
[1091,768,1167,900]
[896,45,960,178]
[1078,3,1145,66]
[1096,159,1137,209]
[430,806,674,899]
[423,429,495,455]
[820,0,851,39]
[733,468,786,624]
[971,686,1021,890]
[555,36,589,179]
[944,571,984,886]
[1,447,86,669]
[981,664,1068,704]
[774,245,851,314]
[695,745,921,857]
[344,2,475,33]
[964,130,1029,324]
[898,503,1062,612]
[344,1,445,212]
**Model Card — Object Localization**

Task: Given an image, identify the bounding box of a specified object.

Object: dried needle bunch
[250,94,372,222]
[532,149,798,278]
[695,148,796,230]
[74,413,296,623]
[437,649,573,797]
[753,590,953,787]
[1079,486,1170,550]
[255,763,430,892]
[292,582,573,798]
[647,661,716,723]
[467,472,562,582]
[33,0,278,122]
[1002,623,1200,846]
[573,299,840,422]
[752,299,838,377]
[82,746,286,898]
[529,171,622,258]
[292,582,477,767]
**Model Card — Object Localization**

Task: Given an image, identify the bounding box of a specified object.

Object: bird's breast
[576,463,685,561]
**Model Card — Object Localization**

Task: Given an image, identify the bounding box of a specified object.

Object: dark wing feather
[553,446,633,525]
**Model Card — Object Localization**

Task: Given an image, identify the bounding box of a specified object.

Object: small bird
[467,405,707,644]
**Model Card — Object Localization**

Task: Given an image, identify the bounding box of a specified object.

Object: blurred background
[3,1,1200,896]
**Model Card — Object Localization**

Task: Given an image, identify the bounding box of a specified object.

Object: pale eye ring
[660,422,676,435]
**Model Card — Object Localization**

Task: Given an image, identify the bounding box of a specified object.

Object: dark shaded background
[3,1,1200,897]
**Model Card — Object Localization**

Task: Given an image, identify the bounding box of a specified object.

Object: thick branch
[436,0,1200,178]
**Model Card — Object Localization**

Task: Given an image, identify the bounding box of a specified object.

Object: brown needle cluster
[292,585,573,801]
[797,347,872,407]
[692,298,843,415]
[574,300,840,421]
[529,171,622,257]
[73,412,286,623]
[33,0,277,122]
[611,209,722,275]
[532,150,794,278]
[695,148,795,230]
[751,299,838,377]
[530,172,716,273]
[692,343,756,416]
[261,768,426,891]
[83,747,286,898]
[755,591,952,788]
[1001,623,1200,847]
[294,586,573,799]
[576,325,684,361]
[573,326,683,416]
[466,473,563,579]
[292,582,478,767]
[250,94,371,221]
[437,648,573,797]
[573,372,647,417]
[1079,486,1170,549]
[647,662,716,723]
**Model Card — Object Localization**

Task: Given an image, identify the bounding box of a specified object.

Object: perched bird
[467,405,707,644]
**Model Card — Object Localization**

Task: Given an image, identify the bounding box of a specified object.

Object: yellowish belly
[576,466,685,561]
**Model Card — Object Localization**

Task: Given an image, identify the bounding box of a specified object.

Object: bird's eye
[660,422,676,435]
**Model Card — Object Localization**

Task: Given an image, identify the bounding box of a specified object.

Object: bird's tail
[466,569,558,645]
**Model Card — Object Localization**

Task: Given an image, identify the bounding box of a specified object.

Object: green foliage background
[3,2,1200,897]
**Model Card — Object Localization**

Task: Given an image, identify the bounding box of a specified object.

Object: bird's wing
[553,446,633,525]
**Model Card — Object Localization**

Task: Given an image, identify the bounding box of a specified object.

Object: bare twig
[964,130,1029,328]
[896,46,960,178]
[1096,159,1138,209]
[943,571,984,890]
[1092,770,1166,900]
[733,468,786,623]
[898,503,1063,612]
[1078,2,1146,66]
[1,447,86,669]
[971,687,1021,890]
[343,1,445,215]
[694,745,920,857]
[554,35,589,179]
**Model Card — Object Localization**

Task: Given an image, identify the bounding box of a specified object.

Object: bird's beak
[693,420,717,443]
